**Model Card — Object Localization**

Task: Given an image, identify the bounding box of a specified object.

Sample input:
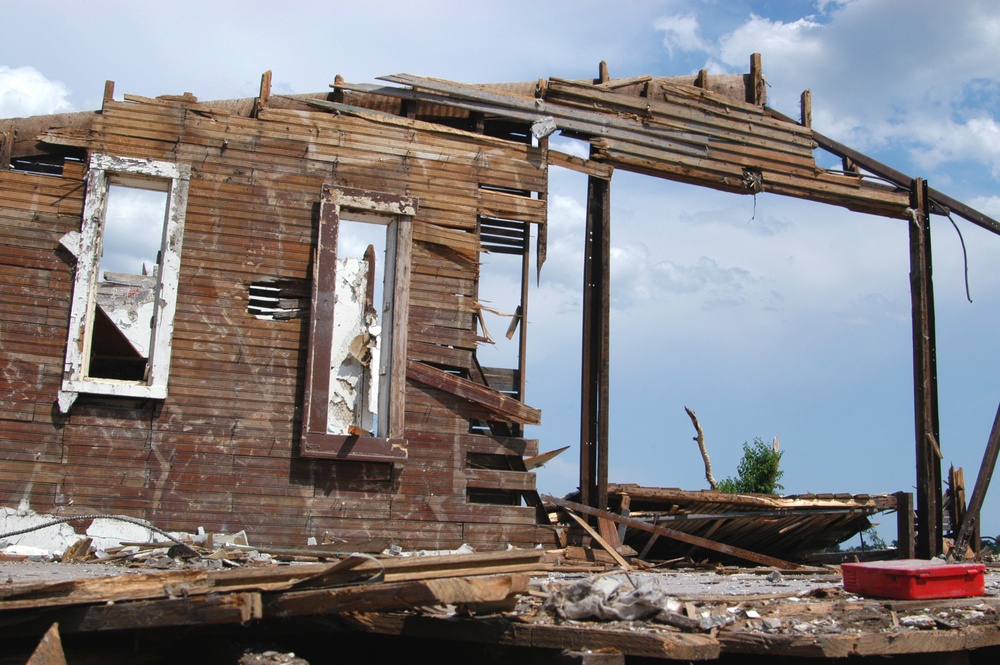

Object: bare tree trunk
[685,406,717,490]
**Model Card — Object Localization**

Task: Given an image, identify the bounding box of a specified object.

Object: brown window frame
[300,185,416,463]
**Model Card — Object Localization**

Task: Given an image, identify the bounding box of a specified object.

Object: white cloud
[654,13,709,58]
[0,65,73,118]
[717,14,824,76]
[906,115,1000,180]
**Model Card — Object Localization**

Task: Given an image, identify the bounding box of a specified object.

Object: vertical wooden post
[800,90,812,128]
[909,178,943,559]
[254,70,272,118]
[101,80,115,113]
[895,491,915,559]
[580,173,611,511]
[580,63,612,511]
[748,53,765,105]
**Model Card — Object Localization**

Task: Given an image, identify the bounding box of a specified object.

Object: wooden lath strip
[547,149,613,179]
[406,360,541,426]
[478,188,546,225]
[413,222,481,255]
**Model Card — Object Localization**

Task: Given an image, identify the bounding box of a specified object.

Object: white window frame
[58,154,190,412]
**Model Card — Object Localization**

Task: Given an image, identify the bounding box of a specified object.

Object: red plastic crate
[842,559,985,600]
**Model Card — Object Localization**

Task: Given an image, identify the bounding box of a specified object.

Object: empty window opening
[299,186,415,462]
[58,154,190,412]
[328,219,388,437]
[88,184,168,381]
[10,154,67,176]
[474,216,529,431]
[467,488,522,506]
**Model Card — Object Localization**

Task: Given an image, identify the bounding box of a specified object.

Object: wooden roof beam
[767,107,1000,235]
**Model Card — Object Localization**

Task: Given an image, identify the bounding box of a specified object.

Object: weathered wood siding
[0,93,553,550]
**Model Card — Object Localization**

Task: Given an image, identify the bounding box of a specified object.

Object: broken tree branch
[685,407,717,490]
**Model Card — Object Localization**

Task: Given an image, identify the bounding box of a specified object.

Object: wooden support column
[909,178,943,559]
[895,491,915,559]
[747,53,765,105]
[580,62,612,511]
[580,172,611,510]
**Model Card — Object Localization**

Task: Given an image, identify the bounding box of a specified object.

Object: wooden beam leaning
[406,360,541,425]
[562,509,633,570]
[544,495,803,570]
[547,149,614,180]
[954,401,1000,556]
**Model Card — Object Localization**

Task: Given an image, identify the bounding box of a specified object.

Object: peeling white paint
[327,257,380,434]
[96,272,157,357]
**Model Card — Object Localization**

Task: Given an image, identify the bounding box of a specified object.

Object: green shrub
[717,437,784,494]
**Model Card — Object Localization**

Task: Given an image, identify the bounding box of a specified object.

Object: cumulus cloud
[654,13,709,58]
[907,115,1000,180]
[0,65,73,118]
[717,14,824,75]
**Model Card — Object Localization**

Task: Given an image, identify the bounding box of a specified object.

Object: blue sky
[3,0,1000,544]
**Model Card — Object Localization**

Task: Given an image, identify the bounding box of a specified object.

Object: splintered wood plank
[719,623,1000,658]
[342,612,720,661]
[548,149,614,179]
[407,360,541,425]
[25,622,66,665]
[562,510,631,570]
[407,432,538,457]
[38,593,261,634]
[265,573,528,617]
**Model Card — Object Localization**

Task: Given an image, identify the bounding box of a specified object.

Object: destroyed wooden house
[3,55,1000,560]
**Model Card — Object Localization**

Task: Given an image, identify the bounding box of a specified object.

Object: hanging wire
[944,211,973,303]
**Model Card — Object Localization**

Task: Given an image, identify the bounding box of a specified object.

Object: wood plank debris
[26,623,66,665]
[603,484,896,563]
[545,495,804,570]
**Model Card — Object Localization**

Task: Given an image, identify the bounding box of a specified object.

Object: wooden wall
[0,93,555,551]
